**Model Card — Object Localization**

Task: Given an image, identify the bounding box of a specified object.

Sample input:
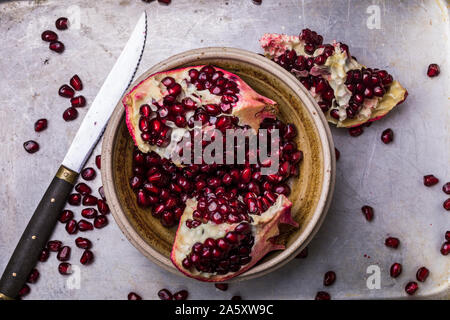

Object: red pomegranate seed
[385,237,400,249]
[361,205,374,221]
[423,174,439,186]
[128,292,142,300]
[47,240,62,252]
[231,295,242,300]
[65,219,78,234]
[215,283,228,291]
[80,249,94,265]
[97,199,110,214]
[405,281,419,295]
[49,41,65,53]
[94,215,108,228]
[427,64,440,77]
[55,17,69,30]
[70,96,86,108]
[98,186,105,200]
[75,237,92,249]
[441,182,450,195]
[445,231,450,241]
[70,74,83,91]
[23,140,39,154]
[252,0,262,4]
[41,30,58,42]
[82,195,98,206]
[444,198,450,211]
[295,247,308,259]
[34,119,48,132]
[75,182,92,196]
[441,242,450,255]
[315,291,331,300]
[58,262,72,275]
[78,219,93,231]
[81,208,97,219]
[381,128,393,144]
[158,288,173,300]
[18,284,30,297]
[68,193,82,205]
[59,210,74,223]
[416,267,429,282]
[39,248,50,262]
[348,126,364,137]
[323,271,336,286]
[63,107,78,121]
[95,155,101,169]
[27,268,40,284]
[57,246,71,261]
[173,290,189,300]
[58,84,75,98]
[390,263,402,278]
[81,167,96,180]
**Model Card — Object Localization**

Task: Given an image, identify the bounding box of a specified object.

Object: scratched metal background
[0,0,448,300]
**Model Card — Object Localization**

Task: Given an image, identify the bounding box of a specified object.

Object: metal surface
[62,12,147,173]
[0,0,448,300]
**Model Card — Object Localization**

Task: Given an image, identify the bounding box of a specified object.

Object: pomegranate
[78,219,94,231]
[80,249,94,265]
[97,199,110,214]
[59,85,75,98]
[444,198,450,211]
[361,205,374,221]
[385,237,400,249]
[65,219,78,234]
[423,174,439,186]
[323,271,336,286]
[390,263,402,278]
[68,193,81,205]
[23,140,39,154]
[55,17,69,30]
[158,0,171,4]
[59,210,74,223]
[81,167,96,180]
[427,64,440,77]
[405,281,418,295]
[58,262,72,275]
[315,291,331,300]
[416,267,429,282]
[49,41,64,53]
[57,246,71,261]
[381,128,393,144]
[215,283,228,291]
[81,208,98,219]
[173,290,189,300]
[47,240,62,252]
[75,183,92,195]
[94,215,108,228]
[39,248,50,262]
[158,288,173,300]
[295,247,308,259]
[260,30,408,128]
[82,195,98,206]
[443,183,450,195]
[70,75,83,91]
[27,268,40,284]
[441,242,450,255]
[445,231,450,241]
[63,107,78,121]
[41,30,58,42]
[18,284,31,298]
[75,237,92,249]
[128,292,142,300]
[95,155,101,169]
[71,96,86,108]
[34,119,48,132]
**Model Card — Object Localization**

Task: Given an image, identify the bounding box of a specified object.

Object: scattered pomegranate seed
[405,281,418,295]
[94,215,108,229]
[57,246,71,261]
[443,183,450,195]
[427,63,440,77]
[58,262,72,275]
[70,75,83,91]
[65,219,78,234]
[55,17,69,30]
[323,271,336,286]
[81,208,98,219]
[231,295,242,300]
[75,183,92,195]
[97,199,110,214]
[385,237,400,249]
[445,231,450,241]
[27,268,39,283]
[49,41,65,53]
[295,247,308,259]
[63,107,78,121]
[75,237,92,249]
[173,290,189,300]
[23,140,39,154]
[443,198,450,211]
[59,210,74,223]
[41,30,58,42]
[381,128,394,144]
[315,291,331,300]
[128,292,142,300]
[348,126,364,137]
[158,288,173,300]
[34,119,48,132]
[81,167,96,180]
[68,193,82,205]
[440,242,450,255]
[78,219,94,231]
[98,186,106,200]
[82,195,98,206]
[334,147,340,161]
[95,155,101,169]
[39,248,50,262]
[423,174,439,187]
[361,205,374,221]
[158,0,171,5]
[416,267,429,282]
[252,0,262,4]
[215,283,228,291]
[390,263,402,278]
[59,85,75,98]
[80,249,94,265]
[47,240,62,252]
[18,284,30,298]
[71,96,86,108]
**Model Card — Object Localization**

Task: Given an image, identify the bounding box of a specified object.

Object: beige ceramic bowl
[101,47,335,282]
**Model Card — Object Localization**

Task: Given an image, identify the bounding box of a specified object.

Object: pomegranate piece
[59,84,75,98]
[80,249,94,265]
[97,199,110,214]
[58,262,72,275]
[71,96,86,108]
[427,64,440,77]
[423,174,439,186]
[315,291,331,300]
[385,237,400,249]
[34,119,48,132]
[390,263,402,278]
[75,237,92,249]
[82,195,98,206]
[81,167,96,181]
[94,215,108,228]
[59,209,74,223]
[47,240,62,252]
[361,205,374,221]
[441,242,450,255]
[81,208,98,219]
[381,128,393,144]
[78,219,94,231]
[23,140,39,154]
[173,290,189,300]
[405,281,418,295]
[63,107,78,121]
[323,271,336,286]
[443,198,450,211]
[416,267,429,282]
[128,292,142,300]
[295,247,308,259]
[68,193,82,205]
[158,288,173,300]
[70,75,83,91]
[49,41,65,53]
[57,246,71,261]
[95,155,101,169]
[75,183,92,195]
[55,17,69,30]
[215,283,228,291]
[443,183,450,195]
[27,268,40,284]
[41,30,58,42]
[39,248,50,262]
[65,219,78,234]
[18,284,30,298]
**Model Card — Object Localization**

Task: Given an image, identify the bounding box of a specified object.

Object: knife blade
[0,12,147,300]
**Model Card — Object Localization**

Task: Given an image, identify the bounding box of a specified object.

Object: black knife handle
[0,165,78,300]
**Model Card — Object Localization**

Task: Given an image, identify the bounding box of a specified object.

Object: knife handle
[0,165,78,300]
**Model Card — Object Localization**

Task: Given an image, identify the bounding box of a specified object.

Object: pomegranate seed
[75,237,92,249]
[95,155,101,169]
[441,242,450,255]
[41,30,58,42]
[390,263,402,278]
[58,262,72,275]
[70,74,83,91]
[173,290,189,300]
[18,284,30,297]
[443,182,450,195]
[59,210,74,223]
[55,17,69,30]
[58,84,75,98]
[128,292,142,300]
[27,268,40,284]
[252,0,262,4]
[231,295,242,300]
[427,63,440,77]
[97,199,110,214]
[75,183,92,195]
[405,281,419,295]
[81,167,96,180]
[315,291,331,300]
[70,96,86,108]
[80,249,94,265]
[295,247,308,259]
[82,195,98,206]
[57,246,71,261]
[323,271,336,286]
[334,148,340,161]
[215,283,228,291]
[361,205,374,221]
[348,126,364,137]
[158,288,173,300]
[68,193,81,205]
[444,198,450,211]
[423,174,439,186]
[23,140,39,154]
[416,267,429,282]
[65,219,78,234]
[78,219,93,231]
[47,240,62,252]
[34,119,48,132]
[381,128,393,144]
[94,215,108,228]
[81,208,97,219]
[445,231,450,241]
[63,107,78,121]
[49,41,65,53]
[98,186,106,200]
[39,248,50,262]
[385,237,400,249]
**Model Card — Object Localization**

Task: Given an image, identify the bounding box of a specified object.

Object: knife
[0,12,147,300]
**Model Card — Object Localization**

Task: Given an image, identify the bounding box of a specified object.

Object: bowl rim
[101,47,336,282]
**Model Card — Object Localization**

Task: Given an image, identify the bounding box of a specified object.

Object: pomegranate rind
[260,33,408,128]
[123,66,277,155]
[170,195,297,282]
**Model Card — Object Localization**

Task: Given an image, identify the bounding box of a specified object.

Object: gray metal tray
[0,0,448,299]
